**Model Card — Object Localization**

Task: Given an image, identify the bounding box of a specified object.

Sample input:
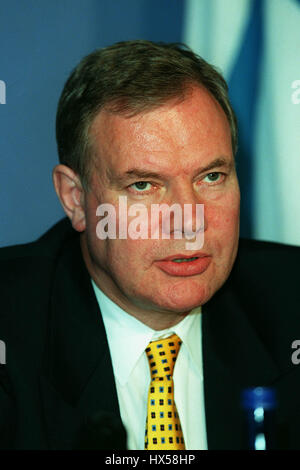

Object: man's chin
[131,272,219,312]
[138,288,211,314]
[154,298,205,314]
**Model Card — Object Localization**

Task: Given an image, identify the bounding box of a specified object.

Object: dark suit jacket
[0,217,300,450]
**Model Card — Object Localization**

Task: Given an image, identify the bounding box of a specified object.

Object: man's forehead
[89,85,232,179]
[90,85,227,144]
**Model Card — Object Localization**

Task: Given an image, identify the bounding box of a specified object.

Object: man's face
[81,86,240,326]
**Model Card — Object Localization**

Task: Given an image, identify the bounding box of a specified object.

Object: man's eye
[203,172,223,183]
[130,181,152,192]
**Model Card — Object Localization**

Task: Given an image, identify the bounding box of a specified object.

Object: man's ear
[52,164,86,232]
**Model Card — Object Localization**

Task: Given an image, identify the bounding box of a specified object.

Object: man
[0,40,300,450]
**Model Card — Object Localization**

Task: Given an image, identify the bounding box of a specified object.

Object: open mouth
[171,257,199,263]
[155,253,211,277]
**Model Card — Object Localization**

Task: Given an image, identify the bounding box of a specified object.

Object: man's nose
[165,184,208,236]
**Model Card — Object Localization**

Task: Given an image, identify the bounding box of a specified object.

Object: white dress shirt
[91,280,208,450]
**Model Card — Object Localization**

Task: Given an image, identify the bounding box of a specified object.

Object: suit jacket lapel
[202,282,280,449]
[39,235,122,449]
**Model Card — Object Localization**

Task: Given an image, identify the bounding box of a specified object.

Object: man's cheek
[206,200,239,232]
[107,238,146,272]
[122,239,150,266]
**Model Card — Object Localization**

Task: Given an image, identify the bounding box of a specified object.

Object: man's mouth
[160,252,207,262]
[171,257,199,263]
[155,253,211,277]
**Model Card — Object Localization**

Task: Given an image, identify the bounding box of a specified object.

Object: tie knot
[145,334,182,379]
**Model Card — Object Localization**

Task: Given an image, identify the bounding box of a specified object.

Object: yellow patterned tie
[144,334,185,450]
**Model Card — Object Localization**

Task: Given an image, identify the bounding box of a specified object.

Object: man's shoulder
[0,218,81,345]
[230,237,299,293]
[224,236,299,315]
[0,218,75,260]
[221,238,300,371]
[0,218,78,283]
[229,237,300,335]
[235,237,300,275]
[238,237,300,254]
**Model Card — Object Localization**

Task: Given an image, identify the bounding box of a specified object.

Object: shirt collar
[91,280,203,385]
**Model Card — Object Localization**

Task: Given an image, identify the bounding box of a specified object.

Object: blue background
[0,0,186,246]
[2,0,298,247]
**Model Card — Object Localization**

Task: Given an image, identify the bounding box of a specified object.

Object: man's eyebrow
[108,157,232,184]
[108,169,166,184]
[192,157,233,178]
